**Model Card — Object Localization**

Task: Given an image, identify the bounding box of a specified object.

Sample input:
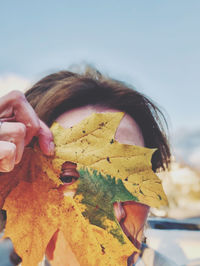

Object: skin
[56,105,150,265]
[0,91,54,172]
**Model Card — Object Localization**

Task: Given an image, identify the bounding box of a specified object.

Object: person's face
[56,105,150,264]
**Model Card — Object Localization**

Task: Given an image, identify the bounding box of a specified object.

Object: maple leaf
[0,112,168,266]
[51,112,168,208]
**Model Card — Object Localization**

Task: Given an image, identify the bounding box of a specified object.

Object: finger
[0,141,16,172]
[0,91,54,156]
[38,120,54,156]
[0,91,40,145]
[12,92,40,145]
[0,122,26,164]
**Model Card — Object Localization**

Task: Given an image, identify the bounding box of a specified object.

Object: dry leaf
[51,112,168,208]
[0,112,167,266]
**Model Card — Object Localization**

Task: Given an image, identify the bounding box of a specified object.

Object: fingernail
[1,162,15,172]
[48,141,55,155]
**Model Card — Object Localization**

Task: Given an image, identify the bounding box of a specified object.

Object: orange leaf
[2,156,135,265]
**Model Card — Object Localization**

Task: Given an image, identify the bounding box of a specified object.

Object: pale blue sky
[0,0,199,133]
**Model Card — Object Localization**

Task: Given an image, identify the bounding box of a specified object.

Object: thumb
[38,120,55,156]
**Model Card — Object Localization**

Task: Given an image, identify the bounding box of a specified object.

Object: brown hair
[25,67,171,171]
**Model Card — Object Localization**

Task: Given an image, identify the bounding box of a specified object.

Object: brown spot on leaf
[139,189,144,195]
[110,139,114,144]
[100,244,105,254]
[106,157,111,163]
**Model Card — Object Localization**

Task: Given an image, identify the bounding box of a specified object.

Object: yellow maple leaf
[51,112,167,207]
[0,112,167,266]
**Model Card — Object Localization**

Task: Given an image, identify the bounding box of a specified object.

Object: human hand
[0,90,54,172]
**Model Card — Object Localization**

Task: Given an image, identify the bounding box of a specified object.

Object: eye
[60,175,78,185]
[59,162,80,186]
[60,176,74,183]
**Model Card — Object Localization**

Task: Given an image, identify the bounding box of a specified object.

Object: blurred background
[0,1,200,265]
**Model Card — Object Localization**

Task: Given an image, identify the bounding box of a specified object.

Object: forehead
[56,105,144,147]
